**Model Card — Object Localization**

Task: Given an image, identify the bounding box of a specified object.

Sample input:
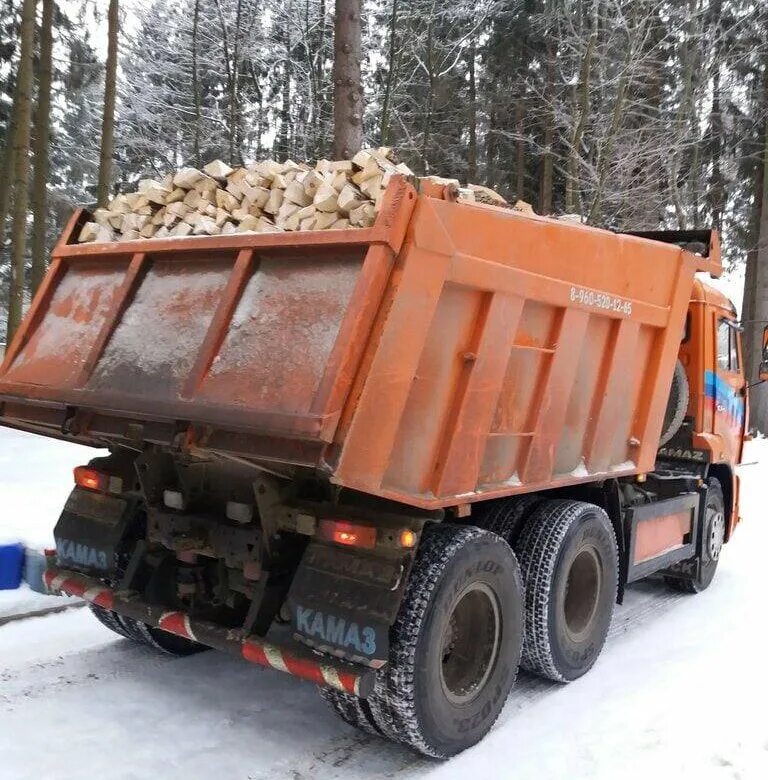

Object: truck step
[43,565,374,698]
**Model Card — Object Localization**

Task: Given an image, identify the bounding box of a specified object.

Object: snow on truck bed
[0,427,766,780]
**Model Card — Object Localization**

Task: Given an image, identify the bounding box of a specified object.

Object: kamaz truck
[0,176,765,757]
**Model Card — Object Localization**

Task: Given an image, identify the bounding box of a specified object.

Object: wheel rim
[707,509,726,562]
[439,582,501,706]
[563,546,602,642]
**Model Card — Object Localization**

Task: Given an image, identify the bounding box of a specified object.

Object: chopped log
[154,225,171,239]
[216,188,240,212]
[109,194,131,213]
[139,179,171,205]
[166,187,186,204]
[119,229,141,242]
[337,183,366,214]
[349,202,376,228]
[257,217,283,232]
[163,210,181,228]
[93,208,113,227]
[203,159,234,180]
[166,201,189,218]
[171,222,193,237]
[351,156,380,185]
[468,183,508,205]
[193,216,220,235]
[313,184,339,213]
[151,207,167,226]
[78,222,113,243]
[330,160,354,172]
[173,167,206,190]
[140,222,157,239]
[237,215,261,232]
[214,208,231,228]
[264,188,284,215]
[242,185,270,210]
[284,180,312,206]
[309,211,334,230]
[331,217,350,229]
[360,174,383,201]
[107,213,124,231]
[183,189,202,208]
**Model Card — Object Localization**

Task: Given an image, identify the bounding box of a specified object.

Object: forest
[0,0,767,426]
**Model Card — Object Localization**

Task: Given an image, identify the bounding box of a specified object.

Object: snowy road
[0,429,766,779]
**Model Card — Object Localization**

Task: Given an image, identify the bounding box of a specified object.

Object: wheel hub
[439,582,501,706]
[563,546,602,643]
[708,511,725,561]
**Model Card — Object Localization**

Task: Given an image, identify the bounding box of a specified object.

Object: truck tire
[665,477,725,593]
[318,688,382,736]
[89,604,133,639]
[472,494,543,549]
[363,524,524,758]
[659,360,689,446]
[516,500,618,683]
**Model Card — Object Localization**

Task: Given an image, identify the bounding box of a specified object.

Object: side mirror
[760,325,768,381]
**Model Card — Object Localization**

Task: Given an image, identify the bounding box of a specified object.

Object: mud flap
[286,541,411,667]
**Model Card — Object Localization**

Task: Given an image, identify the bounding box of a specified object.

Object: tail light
[74,466,122,494]
[318,519,377,550]
[74,466,108,492]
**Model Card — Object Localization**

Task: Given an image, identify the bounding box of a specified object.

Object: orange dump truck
[1,176,765,757]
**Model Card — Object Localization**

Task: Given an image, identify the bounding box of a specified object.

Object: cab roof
[690,278,738,317]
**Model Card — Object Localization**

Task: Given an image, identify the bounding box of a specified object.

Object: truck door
[710,317,746,465]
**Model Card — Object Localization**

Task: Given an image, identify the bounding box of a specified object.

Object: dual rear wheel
[322,500,619,756]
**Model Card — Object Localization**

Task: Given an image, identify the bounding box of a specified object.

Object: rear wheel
[665,478,725,594]
[473,495,543,549]
[659,360,690,446]
[516,500,618,682]
[363,524,524,758]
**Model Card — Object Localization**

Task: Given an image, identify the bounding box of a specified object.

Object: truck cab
[660,280,747,539]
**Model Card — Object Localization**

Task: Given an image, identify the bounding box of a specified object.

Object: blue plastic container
[0,542,25,590]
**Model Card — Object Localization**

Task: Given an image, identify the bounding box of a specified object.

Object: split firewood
[337,184,366,214]
[203,159,234,180]
[77,147,511,244]
[171,222,193,237]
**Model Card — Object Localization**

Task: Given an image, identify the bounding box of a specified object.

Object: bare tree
[97,0,119,207]
[6,0,37,342]
[31,0,55,296]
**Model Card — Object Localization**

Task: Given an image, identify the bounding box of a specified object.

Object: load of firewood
[77,148,530,244]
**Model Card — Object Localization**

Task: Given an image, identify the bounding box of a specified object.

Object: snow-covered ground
[0,428,766,779]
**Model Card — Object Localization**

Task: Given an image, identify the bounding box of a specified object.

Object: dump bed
[0,177,721,509]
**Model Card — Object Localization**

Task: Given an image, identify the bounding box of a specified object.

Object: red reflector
[74,466,108,492]
[318,520,377,549]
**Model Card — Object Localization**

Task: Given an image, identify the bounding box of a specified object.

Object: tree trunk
[333,0,363,159]
[514,95,525,200]
[744,72,768,432]
[379,0,399,146]
[97,0,119,208]
[192,0,202,167]
[0,75,20,270]
[565,31,595,214]
[6,0,37,343]
[466,36,477,183]
[539,40,555,215]
[30,0,54,297]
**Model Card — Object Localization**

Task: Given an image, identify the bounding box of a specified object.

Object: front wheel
[665,478,725,593]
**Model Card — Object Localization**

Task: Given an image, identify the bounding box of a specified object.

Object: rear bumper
[43,565,375,698]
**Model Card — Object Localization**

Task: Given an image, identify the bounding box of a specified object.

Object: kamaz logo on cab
[295,605,376,656]
[57,539,109,570]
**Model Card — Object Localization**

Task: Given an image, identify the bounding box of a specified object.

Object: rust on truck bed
[0,176,721,509]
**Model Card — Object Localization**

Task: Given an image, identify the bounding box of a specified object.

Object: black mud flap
[54,488,140,577]
[286,541,411,667]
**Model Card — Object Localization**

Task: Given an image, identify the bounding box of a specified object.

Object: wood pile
[78,148,413,243]
[77,148,530,244]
